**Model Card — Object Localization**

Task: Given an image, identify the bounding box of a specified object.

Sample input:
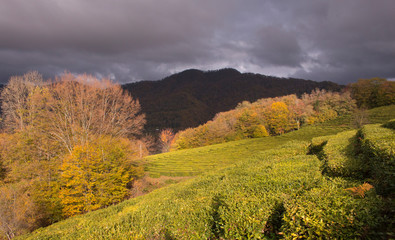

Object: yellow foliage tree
[235,109,268,138]
[59,137,136,217]
[267,102,290,135]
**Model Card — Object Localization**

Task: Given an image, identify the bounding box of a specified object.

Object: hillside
[18,105,395,239]
[123,68,342,132]
[146,105,394,177]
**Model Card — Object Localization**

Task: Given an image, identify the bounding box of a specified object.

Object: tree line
[171,89,356,150]
[170,78,394,150]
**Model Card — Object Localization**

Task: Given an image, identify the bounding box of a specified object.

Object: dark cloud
[0,0,394,84]
[250,26,305,67]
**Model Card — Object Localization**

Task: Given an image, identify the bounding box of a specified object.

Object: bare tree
[44,73,145,153]
[0,72,44,131]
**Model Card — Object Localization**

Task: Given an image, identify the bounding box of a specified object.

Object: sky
[0,0,394,84]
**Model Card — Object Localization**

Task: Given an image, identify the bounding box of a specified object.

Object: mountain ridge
[123,68,342,132]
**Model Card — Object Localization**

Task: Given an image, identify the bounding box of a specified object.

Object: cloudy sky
[1,0,394,84]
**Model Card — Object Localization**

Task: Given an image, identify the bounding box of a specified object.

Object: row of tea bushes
[314,121,394,195]
[358,122,395,196]
[282,178,384,239]
[308,121,395,238]
[318,130,367,178]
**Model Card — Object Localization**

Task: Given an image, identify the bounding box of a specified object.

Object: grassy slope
[19,105,395,239]
[146,105,395,177]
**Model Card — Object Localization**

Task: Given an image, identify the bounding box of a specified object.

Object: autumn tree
[352,108,369,128]
[0,127,65,229]
[159,129,175,152]
[350,78,395,108]
[267,102,290,135]
[44,73,146,153]
[0,181,43,239]
[0,72,147,238]
[59,137,139,217]
[234,109,268,138]
[302,89,355,124]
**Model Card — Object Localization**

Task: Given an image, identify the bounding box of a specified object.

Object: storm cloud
[0,0,394,84]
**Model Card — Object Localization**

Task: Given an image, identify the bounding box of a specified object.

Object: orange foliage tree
[159,129,175,152]
[0,181,43,239]
[234,109,268,138]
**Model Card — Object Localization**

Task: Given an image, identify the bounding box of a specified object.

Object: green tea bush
[358,124,395,195]
[320,130,366,178]
[282,178,384,239]
[308,135,330,159]
[382,118,395,130]
[367,105,395,124]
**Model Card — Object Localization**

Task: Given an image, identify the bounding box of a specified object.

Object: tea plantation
[18,106,395,239]
[145,106,392,178]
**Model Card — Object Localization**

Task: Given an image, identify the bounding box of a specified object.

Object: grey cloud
[0,0,234,52]
[250,26,305,67]
[0,0,394,84]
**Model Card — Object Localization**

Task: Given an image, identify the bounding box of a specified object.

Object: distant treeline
[172,89,355,150]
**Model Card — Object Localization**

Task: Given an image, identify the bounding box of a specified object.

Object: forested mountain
[123,68,342,132]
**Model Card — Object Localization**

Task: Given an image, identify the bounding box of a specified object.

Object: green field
[18,105,395,239]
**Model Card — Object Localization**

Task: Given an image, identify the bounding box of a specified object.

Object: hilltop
[123,68,342,131]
